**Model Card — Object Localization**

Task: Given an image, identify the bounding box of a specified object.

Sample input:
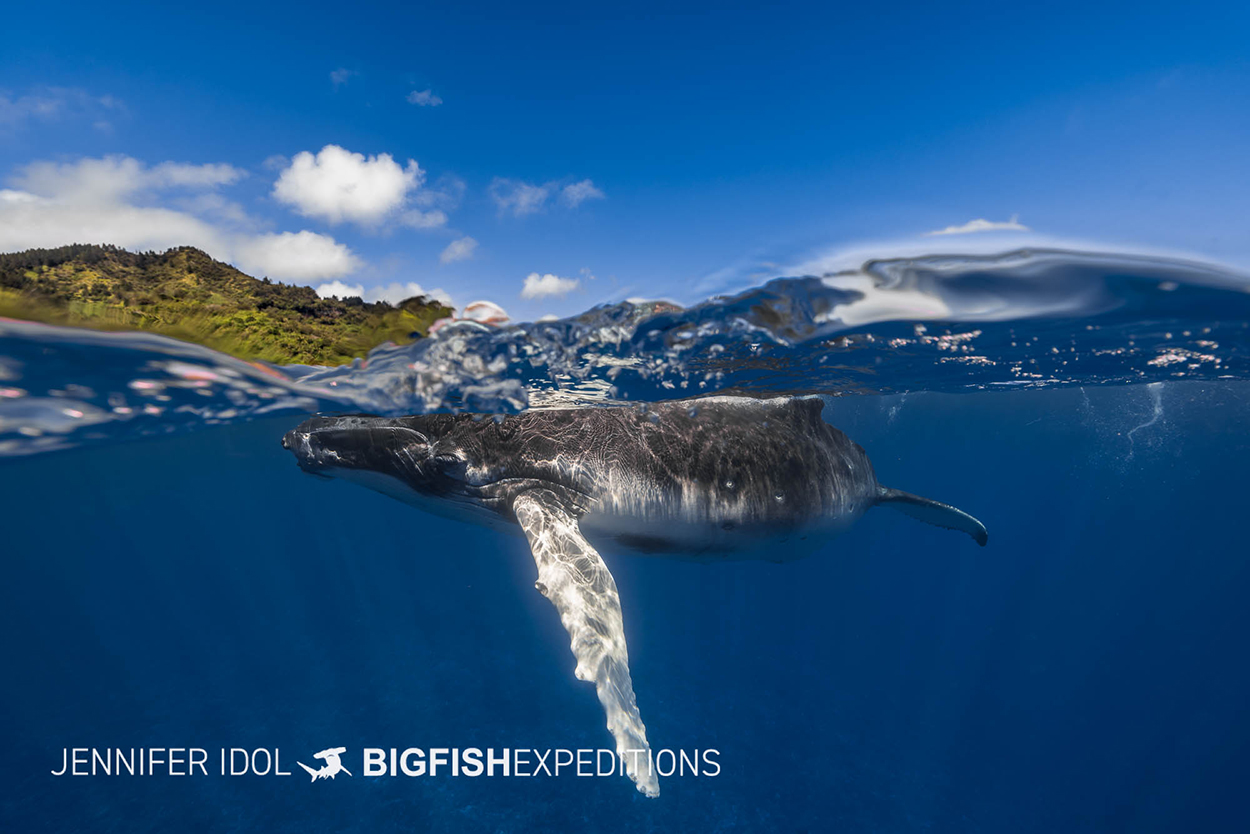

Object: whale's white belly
[577,506,858,561]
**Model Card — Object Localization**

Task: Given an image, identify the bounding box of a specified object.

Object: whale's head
[282,413,509,518]
[283,414,434,477]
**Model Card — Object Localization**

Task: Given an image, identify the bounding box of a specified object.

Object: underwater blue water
[3,249,1250,832]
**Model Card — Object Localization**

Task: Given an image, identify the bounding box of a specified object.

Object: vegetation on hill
[0,244,452,365]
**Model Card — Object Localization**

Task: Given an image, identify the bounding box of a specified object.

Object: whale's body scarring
[283,396,987,796]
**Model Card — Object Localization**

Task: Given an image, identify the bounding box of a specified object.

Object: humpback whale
[281,396,987,796]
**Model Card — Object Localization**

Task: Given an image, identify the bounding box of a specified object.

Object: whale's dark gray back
[391,396,880,528]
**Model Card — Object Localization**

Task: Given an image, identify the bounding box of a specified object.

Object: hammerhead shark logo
[296,747,352,782]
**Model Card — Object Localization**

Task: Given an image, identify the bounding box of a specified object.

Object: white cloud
[330,68,357,88]
[1,154,359,282]
[371,282,453,306]
[234,231,360,280]
[490,177,606,216]
[0,87,123,131]
[0,92,62,126]
[490,178,551,217]
[150,161,245,189]
[521,272,579,299]
[440,236,477,264]
[273,145,423,226]
[314,280,453,308]
[313,280,365,299]
[173,192,252,225]
[0,188,231,254]
[416,174,465,209]
[925,215,1030,236]
[560,179,605,207]
[406,89,443,106]
[13,156,244,204]
[399,209,448,229]
[407,174,464,227]
[0,189,38,205]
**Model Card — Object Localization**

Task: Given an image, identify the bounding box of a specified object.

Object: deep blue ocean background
[3,380,1249,832]
[4,249,1250,831]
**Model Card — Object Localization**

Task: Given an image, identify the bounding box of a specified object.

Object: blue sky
[2,1,1248,320]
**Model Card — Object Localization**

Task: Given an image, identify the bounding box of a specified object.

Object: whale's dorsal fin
[512,489,659,797]
[876,487,989,546]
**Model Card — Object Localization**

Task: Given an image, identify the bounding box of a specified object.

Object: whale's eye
[723,478,736,491]
[774,490,785,503]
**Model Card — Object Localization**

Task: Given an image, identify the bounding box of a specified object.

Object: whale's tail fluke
[875,487,988,546]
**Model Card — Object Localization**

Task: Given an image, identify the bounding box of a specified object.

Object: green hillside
[0,244,452,365]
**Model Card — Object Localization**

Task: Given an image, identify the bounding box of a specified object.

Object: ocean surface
[2,248,1249,832]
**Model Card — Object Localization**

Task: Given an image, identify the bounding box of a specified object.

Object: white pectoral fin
[513,489,659,798]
